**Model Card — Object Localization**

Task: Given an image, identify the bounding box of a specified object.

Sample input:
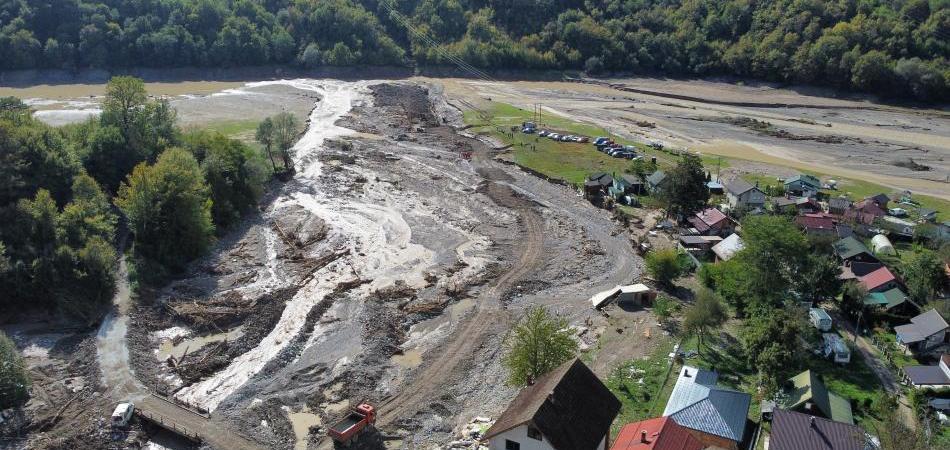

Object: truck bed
[331,413,363,434]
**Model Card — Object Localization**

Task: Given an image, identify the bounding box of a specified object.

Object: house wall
[744,190,766,207]
[923,330,947,350]
[684,429,738,450]
[488,425,608,450]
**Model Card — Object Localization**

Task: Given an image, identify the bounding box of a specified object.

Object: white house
[484,359,620,450]
[724,178,766,210]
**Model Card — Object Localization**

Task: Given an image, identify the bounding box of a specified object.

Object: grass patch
[199,119,260,137]
[605,339,677,435]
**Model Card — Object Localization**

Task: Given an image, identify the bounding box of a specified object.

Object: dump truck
[329,403,376,445]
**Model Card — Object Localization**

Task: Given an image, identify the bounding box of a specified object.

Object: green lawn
[605,339,678,435]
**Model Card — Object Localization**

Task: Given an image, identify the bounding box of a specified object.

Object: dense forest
[0,0,947,100]
[0,77,276,321]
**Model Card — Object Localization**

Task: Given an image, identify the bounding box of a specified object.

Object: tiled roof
[610,417,704,450]
[769,409,868,450]
[662,366,750,442]
[859,266,896,291]
[695,208,728,227]
[782,370,854,425]
[795,215,835,231]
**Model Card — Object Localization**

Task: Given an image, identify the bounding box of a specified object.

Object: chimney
[641,430,648,443]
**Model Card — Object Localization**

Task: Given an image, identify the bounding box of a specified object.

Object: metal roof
[769,409,869,450]
[662,366,750,442]
[782,370,854,425]
[832,236,872,260]
[646,171,667,187]
[712,234,744,261]
[859,266,896,292]
[610,417,704,450]
[724,178,756,196]
[905,365,950,386]
[896,309,949,344]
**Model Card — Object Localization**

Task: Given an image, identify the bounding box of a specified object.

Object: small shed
[822,333,851,364]
[871,234,895,255]
[590,284,656,309]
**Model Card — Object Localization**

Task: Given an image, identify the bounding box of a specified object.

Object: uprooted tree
[503,306,578,386]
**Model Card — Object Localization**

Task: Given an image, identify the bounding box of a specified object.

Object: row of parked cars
[520,122,641,159]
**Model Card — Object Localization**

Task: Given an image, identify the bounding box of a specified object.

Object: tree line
[0,76,297,329]
[0,0,947,101]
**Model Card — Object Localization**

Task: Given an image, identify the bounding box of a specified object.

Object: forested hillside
[0,0,947,101]
[0,78,274,320]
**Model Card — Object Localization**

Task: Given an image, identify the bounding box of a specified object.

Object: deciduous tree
[503,306,578,386]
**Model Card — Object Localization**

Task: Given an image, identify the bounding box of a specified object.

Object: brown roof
[769,409,867,450]
[484,359,621,449]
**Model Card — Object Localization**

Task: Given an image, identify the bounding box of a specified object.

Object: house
[646,171,668,193]
[711,233,744,262]
[795,197,821,214]
[864,287,915,314]
[662,366,751,450]
[828,197,853,216]
[832,236,877,264]
[866,193,890,208]
[795,215,836,236]
[905,354,950,389]
[585,172,614,202]
[845,201,886,225]
[822,333,852,364]
[881,216,916,238]
[613,174,646,197]
[768,409,870,450]
[859,266,899,293]
[779,370,854,424]
[773,196,799,213]
[483,359,620,450]
[835,223,853,239]
[609,417,704,450]
[809,308,833,331]
[895,309,949,353]
[687,208,734,236]
[724,178,766,210]
[706,180,724,195]
[784,174,821,197]
[590,284,657,309]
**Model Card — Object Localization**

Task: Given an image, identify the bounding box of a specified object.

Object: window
[527,426,542,440]
[505,439,520,450]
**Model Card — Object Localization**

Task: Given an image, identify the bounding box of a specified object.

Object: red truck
[328,403,376,445]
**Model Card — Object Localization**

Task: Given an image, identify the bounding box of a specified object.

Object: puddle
[156,326,244,361]
[448,297,475,320]
[287,407,322,450]
[390,349,423,369]
[384,440,404,449]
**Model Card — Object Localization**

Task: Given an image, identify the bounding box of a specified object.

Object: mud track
[376,139,545,428]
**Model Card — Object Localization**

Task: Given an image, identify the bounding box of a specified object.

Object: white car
[111,401,135,427]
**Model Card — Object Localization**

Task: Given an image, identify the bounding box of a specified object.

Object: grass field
[464,102,948,217]
[605,339,678,435]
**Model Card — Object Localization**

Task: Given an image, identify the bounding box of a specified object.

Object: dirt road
[376,136,546,428]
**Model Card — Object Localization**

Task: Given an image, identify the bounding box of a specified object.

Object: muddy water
[155,326,244,361]
[390,349,423,369]
[286,407,322,450]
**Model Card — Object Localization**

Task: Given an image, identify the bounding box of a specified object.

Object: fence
[135,409,202,443]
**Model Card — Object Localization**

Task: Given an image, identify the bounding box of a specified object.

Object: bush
[646,248,684,288]
[0,331,30,408]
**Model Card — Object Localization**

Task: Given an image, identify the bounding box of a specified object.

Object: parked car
[522,127,535,133]
[593,137,610,146]
[577,136,589,143]
[548,133,560,140]
[560,135,574,141]
[538,130,549,137]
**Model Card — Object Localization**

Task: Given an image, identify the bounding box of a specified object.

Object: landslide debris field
[3,80,640,450]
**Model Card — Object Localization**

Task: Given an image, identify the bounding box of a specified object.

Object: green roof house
[780,370,854,425]
[832,236,877,264]
[864,287,916,314]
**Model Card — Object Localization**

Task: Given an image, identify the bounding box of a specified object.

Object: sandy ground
[423,77,950,200]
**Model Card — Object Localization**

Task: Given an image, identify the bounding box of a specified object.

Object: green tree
[731,215,809,313]
[796,254,842,304]
[255,117,279,172]
[740,306,815,393]
[117,148,214,273]
[872,395,931,450]
[653,295,677,325]
[660,153,709,218]
[645,248,685,288]
[0,330,29,408]
[683,289,728,355]
[626,157,657,182]
[901,248,945,306]
[271,112,301,172]
[102,76,147,136]
[503,306,578,386]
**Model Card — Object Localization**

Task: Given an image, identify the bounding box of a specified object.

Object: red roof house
[610,417,704,450]
[688,208,734,236]
[860,266,898,293]
[795,215,836,235]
